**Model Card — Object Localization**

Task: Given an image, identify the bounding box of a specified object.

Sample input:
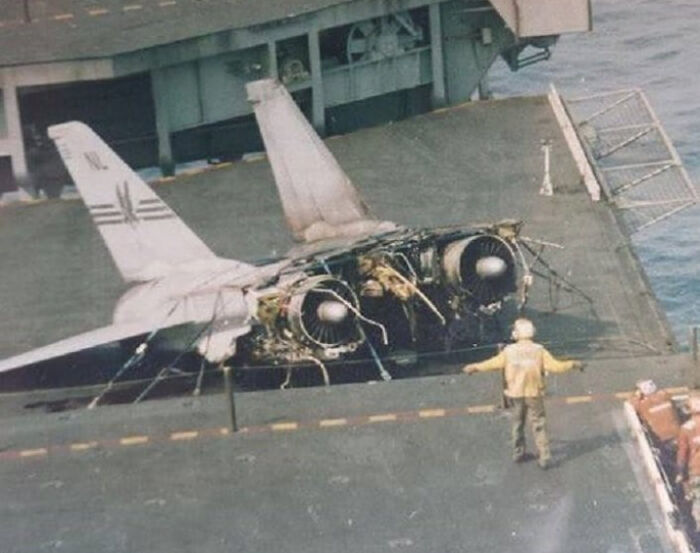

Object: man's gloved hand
[572,360,585,372]
[675,474,684,485]
[463,365,478,375]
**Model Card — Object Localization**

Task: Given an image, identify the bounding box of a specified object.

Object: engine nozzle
[286,276,360,348]
[316,300,349,324]
[475,256,508,279]
[442,234,517,304]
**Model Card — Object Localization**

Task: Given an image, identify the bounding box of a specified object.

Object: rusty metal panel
[490,0,591,37]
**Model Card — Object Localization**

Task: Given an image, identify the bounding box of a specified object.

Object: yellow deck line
[419,409,446,418]
[319,418,348,427]
[566,395,592,404]
[10,384,686,462]
[467,404,496,414]
[368,413,397,422]
[20,448,48,458]
[270,422,298,431]
[159,0,177,6]
[170,431,199,441]
[70,441,98,451]
[123,4,143,11]
[120,435,149,446]
[88,8,109,15]
[53,13,74,20]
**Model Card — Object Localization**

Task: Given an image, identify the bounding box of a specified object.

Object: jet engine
[442,234,517,305]
[286,276,361,349]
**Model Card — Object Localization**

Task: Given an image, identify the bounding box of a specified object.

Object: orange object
[631,390,681,443]
[677,415,700,477]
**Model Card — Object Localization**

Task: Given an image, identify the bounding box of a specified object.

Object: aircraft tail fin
[48,122,217,281]
[247,79,386,243]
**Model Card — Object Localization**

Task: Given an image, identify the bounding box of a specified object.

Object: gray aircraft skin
[0,79,522,379]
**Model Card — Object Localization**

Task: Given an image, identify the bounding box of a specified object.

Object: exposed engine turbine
[249,275,364,367]
[442,234,517,305]
[286,276,361,348]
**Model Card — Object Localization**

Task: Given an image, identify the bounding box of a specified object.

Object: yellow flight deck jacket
[470,340,576,398]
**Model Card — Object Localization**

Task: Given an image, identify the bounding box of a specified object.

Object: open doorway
[18,73,157,196]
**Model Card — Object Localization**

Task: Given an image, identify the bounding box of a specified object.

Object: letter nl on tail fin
[49,122,216,281]
[247,79,392,243]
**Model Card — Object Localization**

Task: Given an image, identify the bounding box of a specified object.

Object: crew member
[464,318,582,469]
[630,380,680,452]
[676,394,700,532]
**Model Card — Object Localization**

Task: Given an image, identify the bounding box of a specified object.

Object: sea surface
[489,0,700,346]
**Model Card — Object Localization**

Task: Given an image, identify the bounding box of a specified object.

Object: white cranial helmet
[636,379,657,396]
[512,318,536,341]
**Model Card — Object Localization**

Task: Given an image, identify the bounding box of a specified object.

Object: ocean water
[489,0,700,345]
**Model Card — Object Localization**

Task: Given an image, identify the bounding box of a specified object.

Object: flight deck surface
[0,95,689,552]
[1,362,685,553]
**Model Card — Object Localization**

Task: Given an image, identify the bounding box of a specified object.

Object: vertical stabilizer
[48,122,216,281]
[248,79,389,242]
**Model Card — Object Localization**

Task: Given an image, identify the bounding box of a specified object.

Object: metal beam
[267,41,278,81]
[0,84,27,180]
[611,163,674,197]
[6,60,115,88]
[597,126,654,159]
[308,29,325,135]
[603,160,673,173]
[547,84,601,201]
[150,69,175,176]
[578,90,638,125]
[429,3,446,109]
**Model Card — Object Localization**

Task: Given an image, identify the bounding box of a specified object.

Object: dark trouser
[510,396,550,462]
[689,476,700,530]
[657,439,676,476]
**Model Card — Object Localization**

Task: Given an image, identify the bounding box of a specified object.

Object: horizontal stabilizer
[247,79,390,242]
[48,122,217,281]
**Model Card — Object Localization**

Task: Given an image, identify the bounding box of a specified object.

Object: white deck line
[547,83,601,202]
[624,401,692,553]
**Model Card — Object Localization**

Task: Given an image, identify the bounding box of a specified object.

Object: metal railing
[564,89,699,234]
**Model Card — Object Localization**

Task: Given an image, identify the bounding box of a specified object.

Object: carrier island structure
[3,1,700,552]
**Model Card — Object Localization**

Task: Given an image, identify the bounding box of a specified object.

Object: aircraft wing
[247,79,395,243]
[0,321,177,374]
